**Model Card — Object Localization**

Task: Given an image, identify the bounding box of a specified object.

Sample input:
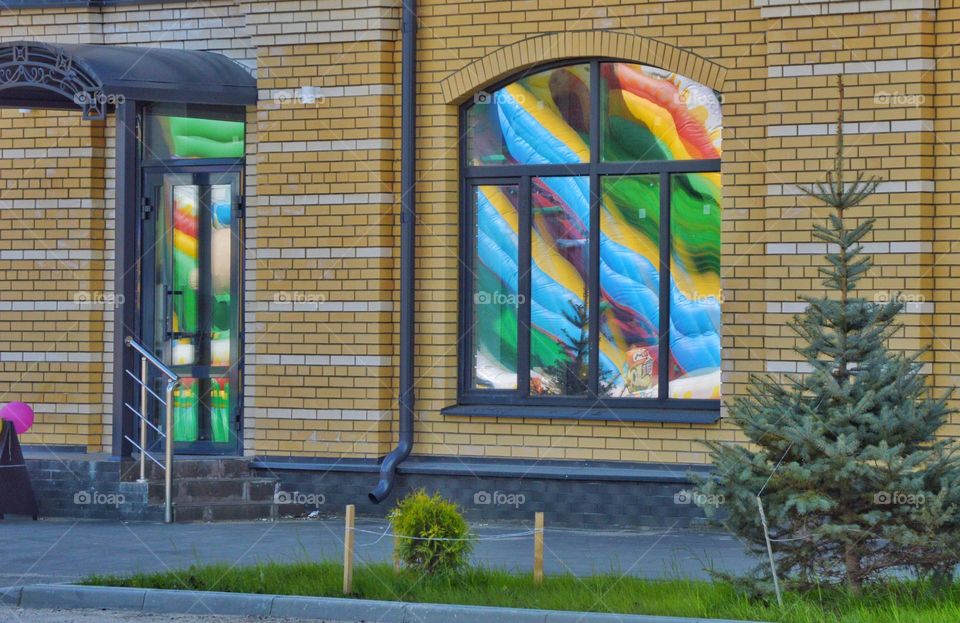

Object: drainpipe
[369,0,416,503]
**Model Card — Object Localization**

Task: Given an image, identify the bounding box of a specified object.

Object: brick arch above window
[439,30,729,105]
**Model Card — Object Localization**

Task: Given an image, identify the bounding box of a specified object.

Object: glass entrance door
[142,169,242,454]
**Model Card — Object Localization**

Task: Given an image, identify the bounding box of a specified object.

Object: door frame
[140,161,246,456]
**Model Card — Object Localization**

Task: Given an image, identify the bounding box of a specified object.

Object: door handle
[165,331,201,340]
[164,289,186,340]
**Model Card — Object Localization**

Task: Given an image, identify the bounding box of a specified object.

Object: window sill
[441,403,721,424]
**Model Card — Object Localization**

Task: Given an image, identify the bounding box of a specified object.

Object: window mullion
[462,181,474,396]
[517,175,532,397]
[658,171,671,400]
[588,60,601,398]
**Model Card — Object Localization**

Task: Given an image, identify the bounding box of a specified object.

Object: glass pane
[209,376,233,443]
[600,176,661,398]
[601,62,722,162]
[472,185,520,390]
[210,184,234,370]
[669,173,722,399]
[530,176,589,396]
[466,64,590,166]
[170,377,231,443]
[171,184,199,366]
[144,108,244,160]
[152,174,239,446]
[172,378,200,442]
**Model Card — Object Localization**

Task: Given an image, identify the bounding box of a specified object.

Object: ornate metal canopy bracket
[0,41,107,120]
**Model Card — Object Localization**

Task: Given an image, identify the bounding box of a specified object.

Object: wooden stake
[393,530,401,572]
[756,496,783,608]
[343,504,355,594]
[533,511,544,585]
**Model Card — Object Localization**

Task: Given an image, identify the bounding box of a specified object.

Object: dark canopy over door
[0,40,257,119]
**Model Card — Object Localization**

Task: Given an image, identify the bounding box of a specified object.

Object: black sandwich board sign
[0,419,38,520]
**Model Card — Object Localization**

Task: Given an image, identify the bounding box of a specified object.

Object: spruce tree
[696,79,960,595]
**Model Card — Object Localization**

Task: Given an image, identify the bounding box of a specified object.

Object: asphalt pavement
[0,516,756,587]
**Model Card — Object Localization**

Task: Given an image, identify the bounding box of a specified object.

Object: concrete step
[123,457,254,482]
[148,477,278,504]
[172,500,278,522]
[121,457,286,522]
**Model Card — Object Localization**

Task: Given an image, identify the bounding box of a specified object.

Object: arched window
[458,60,721,419]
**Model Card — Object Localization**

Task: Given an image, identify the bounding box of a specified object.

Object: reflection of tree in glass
[536,297,614,396]
[538,299,588,395]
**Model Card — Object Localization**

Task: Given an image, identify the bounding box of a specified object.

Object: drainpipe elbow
[368,437,412,503]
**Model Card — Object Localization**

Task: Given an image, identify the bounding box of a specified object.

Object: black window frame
[451,59,721,423]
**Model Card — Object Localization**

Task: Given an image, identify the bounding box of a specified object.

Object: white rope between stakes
[538,526,673,538]
[350,524,675,548]
[352,525,536,547]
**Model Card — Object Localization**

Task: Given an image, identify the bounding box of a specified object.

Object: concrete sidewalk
[0,516,755,587]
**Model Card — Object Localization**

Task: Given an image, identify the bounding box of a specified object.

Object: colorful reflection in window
[669,173,721,399]
[472,185,520,390]
[530,176,590,396]
[463,61,721,406]
[171,184,199,367]
[600,176,660,398]
[172,377,200,442]
[145,112,244,160]
[466,64,590,166]
[172,377,231,443]
[158,177,237,443]
[210,184,233,370]
[601,62,721,162]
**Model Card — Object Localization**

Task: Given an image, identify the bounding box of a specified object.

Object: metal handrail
[124,369,168,405]
[125,336,178,381]
[125,336,180,523]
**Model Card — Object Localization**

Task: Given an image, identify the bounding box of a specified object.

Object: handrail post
[164,380,177,524]
[138,356,148,483]
[124,336,180,524]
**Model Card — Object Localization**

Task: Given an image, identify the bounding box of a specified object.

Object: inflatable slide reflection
[472,63,721,399]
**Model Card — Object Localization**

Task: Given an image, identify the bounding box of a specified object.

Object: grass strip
[84,561,960,623]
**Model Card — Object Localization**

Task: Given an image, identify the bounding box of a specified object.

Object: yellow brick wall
[2,0,956,464]
[241,0,400,458]
[409,0,947,465]
[933,0,960,439]
[0,10,106,451]
[413,0,750,465]
[0,108,110,449]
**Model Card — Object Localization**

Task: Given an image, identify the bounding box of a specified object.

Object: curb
[5,584,770,623]
[0,586,21,607]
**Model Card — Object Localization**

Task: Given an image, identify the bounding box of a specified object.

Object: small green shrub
[388,489,473,575]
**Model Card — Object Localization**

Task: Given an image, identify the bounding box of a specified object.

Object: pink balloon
[1,401,34,435]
